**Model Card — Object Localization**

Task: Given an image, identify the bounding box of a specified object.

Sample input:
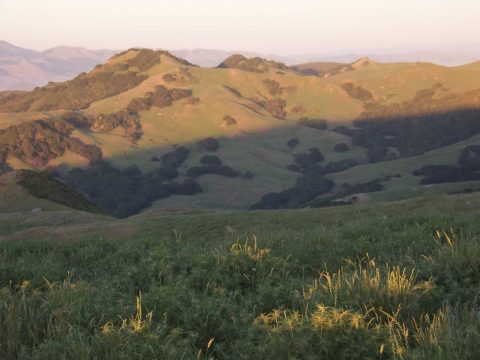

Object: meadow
[1,194,480,359]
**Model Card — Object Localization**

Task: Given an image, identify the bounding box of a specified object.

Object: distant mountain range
[1,40,480,91]
[0,41,117,91]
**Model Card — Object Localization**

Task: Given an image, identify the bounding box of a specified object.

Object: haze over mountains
[2,40,480,91]
[0,40,117,91]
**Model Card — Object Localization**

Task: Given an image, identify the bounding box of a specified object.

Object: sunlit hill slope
[1,49,480,216]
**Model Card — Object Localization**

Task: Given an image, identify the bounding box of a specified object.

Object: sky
[0,0,479,55]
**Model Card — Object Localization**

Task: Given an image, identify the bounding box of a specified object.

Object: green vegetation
[16,170,103,214]
[3,49,480,214]
[1,196,480,358]
[0,64,147,112]
[64,160,201,218]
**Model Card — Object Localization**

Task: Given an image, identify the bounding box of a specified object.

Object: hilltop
[1,48,480,217]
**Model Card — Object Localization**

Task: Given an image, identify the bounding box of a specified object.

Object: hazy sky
[1,0,479,54]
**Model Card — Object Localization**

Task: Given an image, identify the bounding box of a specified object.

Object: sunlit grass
[1,206,480,358]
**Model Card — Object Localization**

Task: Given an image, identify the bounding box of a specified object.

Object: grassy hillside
[1,49,480,215]
[0,170,103,214]
[1,194,480,358]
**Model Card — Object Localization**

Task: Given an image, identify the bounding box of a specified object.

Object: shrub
[251,173,334,209]
[298,118,328,130]
[162,73,176,82]
[286,139,299,149]
[127,97,152,112]
[222,115,237,126]
[125,49,161,71]
[334,143,349,152]
[264,99,287,118]
[294,148,325,170]
[161,147,190,169]
[197,137,220,152]
[200,155,222,166]
[263,79,283,95]
[341,82,374,103]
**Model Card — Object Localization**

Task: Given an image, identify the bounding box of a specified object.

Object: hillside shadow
[3,100,480,218]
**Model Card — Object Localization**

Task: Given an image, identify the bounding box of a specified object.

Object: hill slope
[1,49,480,216]
[0,170,102,213]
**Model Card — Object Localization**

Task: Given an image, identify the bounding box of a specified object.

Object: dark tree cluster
[162,68,197,84]
[128,85,193,112]
[335,86,480,163]
[286,138,300,149]
[0,65,148,112]
[293,148,325,170]
[0,118,103,167]
[217,54,288,73]
[117,48,194,69]
[16,170,103,213]
[90,110,142,143]
[125,49,161,71]
[65,161,201,218]
[263,79,283,95]
[298,118,328,130]
[310,179,385,208]
[264,99,287,119]
[323,159,358,173]
[413,145,480,184]
[341,82,374,103]
[413,165,479,184]
[250,171,334,210]
[288,159,358,176]
[197,137,220,152]
[333,143,349,152]
[160,146,190,169]
[347,109,480,162]
[249,97,287,119]
[200,155,222,166]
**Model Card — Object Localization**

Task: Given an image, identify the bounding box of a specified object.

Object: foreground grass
[1,201,480,359]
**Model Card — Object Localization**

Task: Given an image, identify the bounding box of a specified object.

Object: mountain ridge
[1,47,480,216]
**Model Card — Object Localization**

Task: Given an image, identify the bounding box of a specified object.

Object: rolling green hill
[0,48,479,216]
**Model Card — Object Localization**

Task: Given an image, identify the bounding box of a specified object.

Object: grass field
[1,193,480,359]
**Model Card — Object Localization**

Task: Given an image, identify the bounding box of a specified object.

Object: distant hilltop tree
[217,54,288,73]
